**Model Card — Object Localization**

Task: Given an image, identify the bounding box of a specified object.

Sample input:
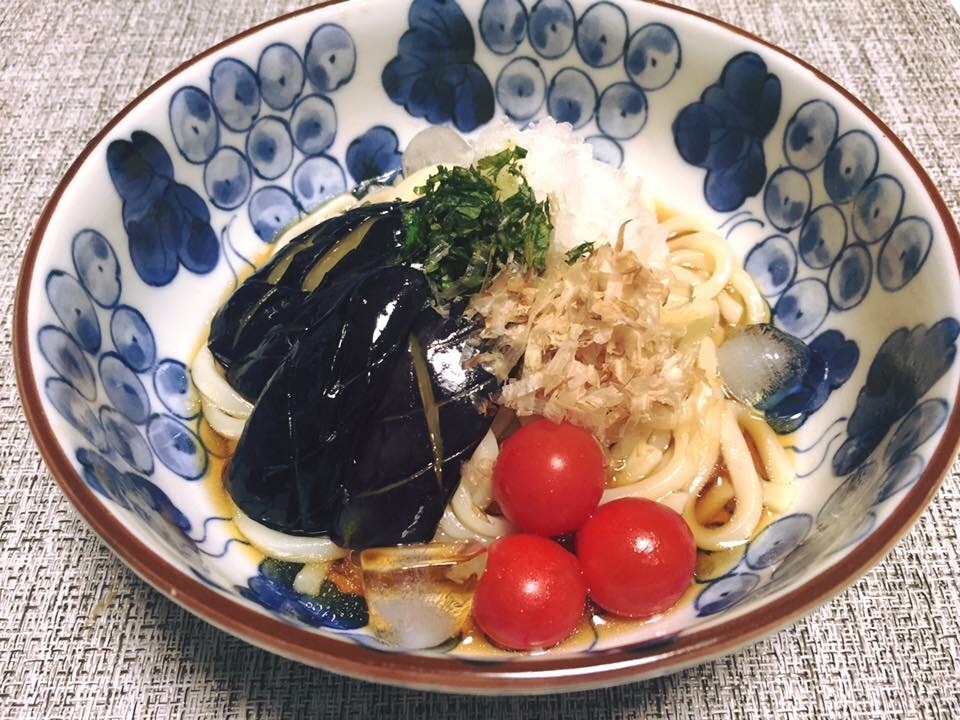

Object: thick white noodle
[737,407,796,486]
[437,505,481,541]
[729,267,771,324]
[717,289,744,325]
[231,502,349,563]
[436,430,512,543]
[192,345,253,438]
[450,484,513,539]
[199,397,247,439]
[602,429,693,503]
[683,401,765,550]
[669,233,734,301]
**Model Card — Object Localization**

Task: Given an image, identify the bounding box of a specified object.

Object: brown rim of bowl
[13,0,960,695]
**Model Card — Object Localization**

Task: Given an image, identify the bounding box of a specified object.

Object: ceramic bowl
[14,0,960,694]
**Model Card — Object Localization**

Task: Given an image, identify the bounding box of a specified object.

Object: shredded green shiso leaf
[564,241,595,264]
[399,146,553,299]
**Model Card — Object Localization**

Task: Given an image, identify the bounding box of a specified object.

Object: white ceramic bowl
[14,0,960,694]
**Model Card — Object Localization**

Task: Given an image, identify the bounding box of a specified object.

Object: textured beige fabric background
[2,1,960,718]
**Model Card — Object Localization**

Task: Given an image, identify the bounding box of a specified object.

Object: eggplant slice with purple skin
[213,203,499,549]
[207,202,407,400]
[334,302,498,548]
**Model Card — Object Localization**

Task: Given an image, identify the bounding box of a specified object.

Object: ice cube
[402,126,472,176]
[716,324,811,409]
[360,543,485,650]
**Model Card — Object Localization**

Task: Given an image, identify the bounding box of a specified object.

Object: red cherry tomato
[576,498,695,618]
[492,419,605,536]
[472,534,586,651]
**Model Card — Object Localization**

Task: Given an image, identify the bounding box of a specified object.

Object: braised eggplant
[226,265,429,536]
[335,304,498,548]
[225,267,498,548]
[207,202,406,400]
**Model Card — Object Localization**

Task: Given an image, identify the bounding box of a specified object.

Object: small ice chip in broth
[360,543,485,650]
[401,126,472,177]
[716,324,811,410]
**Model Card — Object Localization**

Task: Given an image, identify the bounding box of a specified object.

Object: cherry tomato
[472,534,586,651]
[576,498,695,618]
[492,419,605,536]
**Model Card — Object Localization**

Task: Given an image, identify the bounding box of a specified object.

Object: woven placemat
[2,1,958,717]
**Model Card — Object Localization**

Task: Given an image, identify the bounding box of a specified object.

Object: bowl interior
[16,0,960,692]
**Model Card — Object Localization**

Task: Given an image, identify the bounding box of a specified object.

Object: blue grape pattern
[100,407,155,475]
[108,131,219,286]
[712,45,949,485]
[41,217,215,567]
[210,59,261,132]
[246,117,295,180]
[763,167,811,232]
[744,235,796,297]
[823,130,878,203]
[783,100,838,171]
[745,514,812,570]
[292,155,347,212]
[576,2,627,68]
[147,414,209,480]
[852,175,903,244]
[290,95,337,156]
[76,448,196,544]
[584,134,623,167]
[695,573,760,616]
[673,52,781,212]
[832,319,959,476]
[248,186,301,241]
[827,244,872,310]
[154,359,200,420]
[596,81,647,139]
[38,325,97,401]
[164,38,355,247]
[305,24,356,93]
[72,229,121,308]
[624,23,680,90]
[46,270,101,353]
[382,0,494,132]
[46,378,108,451]
[774,278,830,339]
[496,57,546,121]
[204,147,253,211]
[528,0,576,59]
[480,0,528,55]
[169,87,220,164]
[99,353,151,424]
[109,306,156,373]
[346,126,403,184]
[878,217,932,291]
[547,67,597,129]
[258,43,305,111]
[799,205,846,269]
[482,2,682,168]
[687,43,940,454]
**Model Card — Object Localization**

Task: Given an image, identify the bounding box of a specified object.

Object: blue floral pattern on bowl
[23,0,960,666]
